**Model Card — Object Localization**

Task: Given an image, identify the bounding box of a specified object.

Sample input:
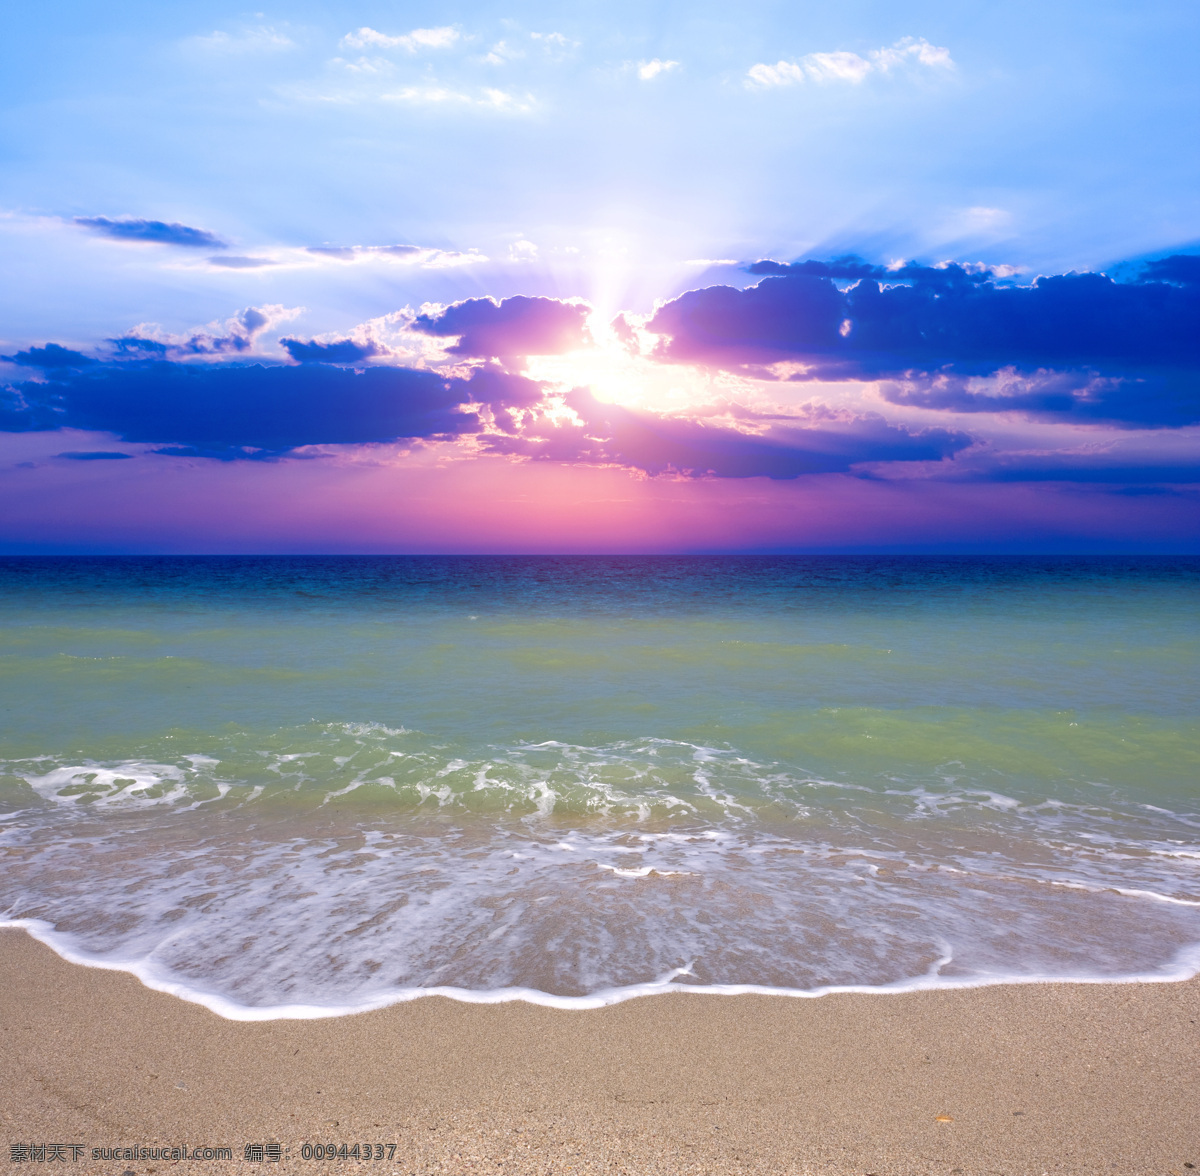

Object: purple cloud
[3,362,477,457]
[281,338,380,364]
[484,389,968,479]
[642,256,1200,427]
[413,296,591,358]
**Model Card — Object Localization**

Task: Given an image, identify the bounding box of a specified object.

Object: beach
[3,928,1197,1175]
[2,557,1198,1173]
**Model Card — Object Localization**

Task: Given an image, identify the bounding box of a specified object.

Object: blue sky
[4,0,1198,336]
[0,0,1197,551]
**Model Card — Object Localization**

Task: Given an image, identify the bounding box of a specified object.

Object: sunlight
[523,310,720,411]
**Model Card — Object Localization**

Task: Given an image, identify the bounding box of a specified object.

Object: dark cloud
[4,362,477,455]
[412,296,590,359]
[56,451,133,461]
[110,337,169,358]
[2,343,94,369]
[74,217,226,249]
[645,256,1200,427]
[982,463,1200,484]
[924,449,1200,484]
[280,338,380,364]
[746,255,1002,285]
[483,389,968,479]
[877,368,1199,426]
[0,348,970,478]
[1139,254,1200,285]
[648,276,844,363]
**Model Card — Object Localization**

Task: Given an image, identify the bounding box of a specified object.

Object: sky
[0,0,1197,553]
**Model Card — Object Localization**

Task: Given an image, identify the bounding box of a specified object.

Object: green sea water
[0,556,1197,1014]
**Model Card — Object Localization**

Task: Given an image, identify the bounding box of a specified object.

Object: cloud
[637,59,679,80]
[342,26,459,52]
[647,273,845,359]
[1140,254,1200,285]
[644,256,1200,427]
[56,450,133,461]
[508,239,539,261]
[114,305,301,360]
[0,333,969,479]
[280,338,380,364]
[747,37,952,88]
[376,85,534,112]
[412,296,591,359]
[4,362,477,456]
[75,217,226,249]
[2,343,94,369]
[304,244,487,267]
[458,364,546,432]
[484,389,968,479]
[207,255,276,269]
[190,27,294,53]
[483,40,523,64]
[877,368,1200,429]
[956,460,1200,485]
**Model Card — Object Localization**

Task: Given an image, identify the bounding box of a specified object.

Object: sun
[522,310,728,412]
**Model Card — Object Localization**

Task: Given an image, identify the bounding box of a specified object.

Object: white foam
[21,762,193,808]
[3,734,1199,1025]
[6,919,1200,1023]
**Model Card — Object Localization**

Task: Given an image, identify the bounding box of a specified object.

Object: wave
[6,918,1200,1022]
[3,721,1198,1021]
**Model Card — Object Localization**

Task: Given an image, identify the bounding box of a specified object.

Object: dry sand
[1,928,1197,1175]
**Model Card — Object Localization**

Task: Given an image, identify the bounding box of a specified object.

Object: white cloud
[530,31,578,57]
[331,56,394,75]
[802,51,875,84]
[484,40,523,65]
[304,244,488,269]
[747,36,953,88]
[508,239,539,261]
[121,304,303,361]
[746,60,806,87]
[342,26,460,52]
[637,58,679,80]
[191,27,294,53]
[378,85,535,113]
[481,88,533,111]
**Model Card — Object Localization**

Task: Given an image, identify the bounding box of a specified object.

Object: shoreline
[3,929,1199,1174]
[9,919,1200,1021]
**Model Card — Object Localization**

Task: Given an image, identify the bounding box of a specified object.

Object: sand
[1,929,1197,1175]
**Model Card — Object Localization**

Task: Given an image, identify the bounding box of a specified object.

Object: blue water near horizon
[1,555,1198,1017]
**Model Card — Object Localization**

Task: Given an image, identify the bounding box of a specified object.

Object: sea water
[0,555,1197,1017]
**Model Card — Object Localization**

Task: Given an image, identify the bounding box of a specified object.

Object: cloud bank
[642,256,1200,427]
[3,255,1197,491]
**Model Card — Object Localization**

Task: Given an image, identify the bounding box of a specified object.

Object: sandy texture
[1,929,1197,1175]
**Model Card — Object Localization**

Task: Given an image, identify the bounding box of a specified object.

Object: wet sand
[1,928,1197,1174]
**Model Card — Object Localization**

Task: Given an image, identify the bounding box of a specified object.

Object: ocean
[1,555,1197,1017]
